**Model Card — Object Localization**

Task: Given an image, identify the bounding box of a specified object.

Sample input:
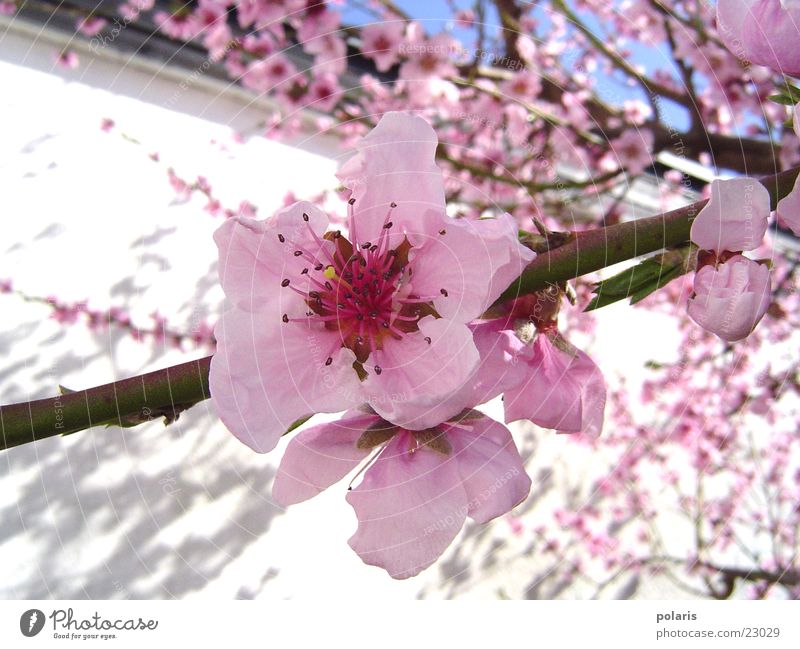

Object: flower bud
[687,255,771,342]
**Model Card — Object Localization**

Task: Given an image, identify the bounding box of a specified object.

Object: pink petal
[690,178,770,253]
[466,318,530,403]
[336,111,446,247]
[214,202,332,311]
[718,0,800,75]
[504,334,606,436]
[449,416,531,524]
[409,212,536,322]
[346,432,468,579]
[272,410,377,506]
[362,317,479,430]
[777,172,800,237]
[210,307,361,452]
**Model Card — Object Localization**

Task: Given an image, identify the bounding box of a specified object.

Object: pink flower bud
[688,255,771,342]
[690,178,770,254]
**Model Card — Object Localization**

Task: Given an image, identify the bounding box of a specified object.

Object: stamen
[281,279,290,287]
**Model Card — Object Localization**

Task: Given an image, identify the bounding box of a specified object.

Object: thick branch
[497,167,800,300]
[0,357,211,451]
[1,167,798,452]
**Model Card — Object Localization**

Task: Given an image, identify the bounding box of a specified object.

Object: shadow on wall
[0,217,284,599]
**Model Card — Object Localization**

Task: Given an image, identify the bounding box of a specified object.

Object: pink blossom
[296,8,346,74]
[399,33,460,81]
[242,55,297,93]
[688,255,771,342]
[717,1,800,75]
[210,112,534,452]
[0,2,15,15]
[53,50,79,69]
[305,72,342,112]
[76,16,107,37]
[360,22,404,72]
[501,70,542,101]
[503,331,606,437]
[154,11,197,41]
[236,0,288,30]
[609,129,654,176]
[691,178,770,253]
[272,409,531,579]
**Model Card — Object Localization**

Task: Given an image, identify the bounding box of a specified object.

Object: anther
[282,314,289,323]
[281,279,290,287]
[325,357,333,366]
[374,365,382,375]
[424,336,432,344]
[361,242,372,249]
[302,212,309,222]
[278,233,285,243]
[383,222,393,229]
[301,268,309,275]
[293,250,303,257]
[315,263,324,271]
[348,198,356,205]
[439,229,446,235]
[390,201,397,208]
[440,288,448,297]
[324,281,334,291]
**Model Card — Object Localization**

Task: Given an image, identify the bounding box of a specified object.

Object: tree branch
[1,166,798,452]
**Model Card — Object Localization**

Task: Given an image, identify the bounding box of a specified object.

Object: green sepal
[585,247,692,312]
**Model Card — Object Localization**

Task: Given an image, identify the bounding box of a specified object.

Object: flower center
[278,201,440,376]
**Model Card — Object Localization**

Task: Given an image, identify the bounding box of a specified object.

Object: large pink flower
[210,112,535,452]
[688,255,771,342]
[272,409,531,579]
[717,0,800,76]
